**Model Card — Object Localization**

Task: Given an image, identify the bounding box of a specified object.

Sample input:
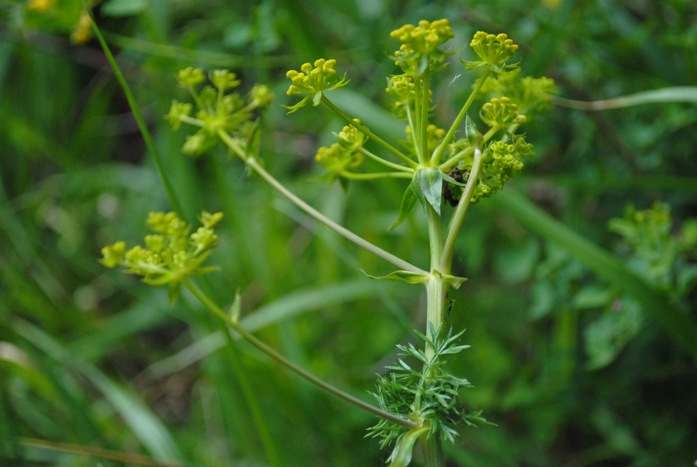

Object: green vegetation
[2,1,696,466]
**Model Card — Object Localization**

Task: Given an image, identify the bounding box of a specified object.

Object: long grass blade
[13,319,184,463]
[553,87,697,110]
[87,10,184,216]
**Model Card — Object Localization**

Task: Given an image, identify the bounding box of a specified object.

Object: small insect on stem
[443,167,470,207]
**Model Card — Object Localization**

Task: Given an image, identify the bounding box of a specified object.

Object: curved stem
[216,130,425,274]
[184,280,418,430]
[252,158,426,274]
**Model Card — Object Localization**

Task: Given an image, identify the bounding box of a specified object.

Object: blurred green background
[1,0,696,465]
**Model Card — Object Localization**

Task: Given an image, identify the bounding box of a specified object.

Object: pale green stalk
[216,130,426,275]
[419,72,431,165]
[440,146,484,273]
[184,280,418,430]
[419,69,448,467]
[359,148,415,173]
[341,171,413,180]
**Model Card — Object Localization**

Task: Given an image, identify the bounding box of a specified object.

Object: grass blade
[553,87,697,110]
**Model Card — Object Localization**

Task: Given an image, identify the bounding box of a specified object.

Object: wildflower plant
[102,18,553,466]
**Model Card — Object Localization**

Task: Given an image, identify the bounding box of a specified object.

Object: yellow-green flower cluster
[166,68,273,158]
[285,59,349,113]
[386,75,415,101]
[315,121,365,176]
[472,138,534,202]
[479,97,526,129]
[390,19,454,74]
[101,211,224,287]
[390,19,454,56]
[479,69,556,114]
[470,32,519,67]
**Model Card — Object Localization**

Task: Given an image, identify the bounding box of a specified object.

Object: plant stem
[419,72,431,165]
[184,280,418,430]
[440,146,484,273]
[227,144,426,275]
[89,11,184,217]
[424,205,446,356]
[418,205,448,467]
[420,430,444,467]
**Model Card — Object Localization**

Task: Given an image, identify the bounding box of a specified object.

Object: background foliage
[1,0,696,465]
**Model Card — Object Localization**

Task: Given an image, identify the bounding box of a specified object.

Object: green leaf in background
[101,0,148,17]
[492,190,697,363]
[584,299,643,369]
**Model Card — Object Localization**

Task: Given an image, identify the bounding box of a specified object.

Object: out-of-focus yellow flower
[70,10,92,44]
[27,0,55,12]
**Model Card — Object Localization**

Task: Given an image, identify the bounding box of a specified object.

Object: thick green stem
[184,280,418,430]
[440,146,484,273]
[420,203,447,467]
[425,204,446,359]
[420,431,444,467]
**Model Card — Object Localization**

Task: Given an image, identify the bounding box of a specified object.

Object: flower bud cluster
[472,137,534,202]
[101,211,223,287]
[284,59,349,113]
[479,97,526,129]
[166,68,273,158]
[315,121,365,177]
[469,32,518,67]
[390,19,454,74]
[479,69,556,114]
